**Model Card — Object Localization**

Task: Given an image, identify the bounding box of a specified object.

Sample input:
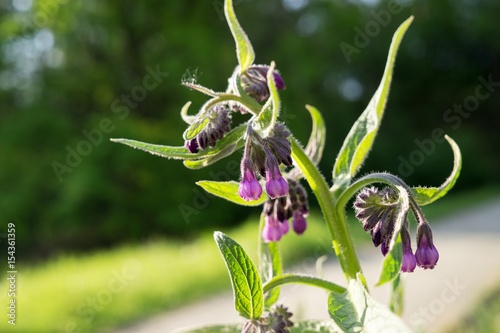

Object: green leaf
[376,234,402,286]
[290,320,340,333]
[411,135,462,206]
[304,105,326,166]
[224,0,255,72]
[180,101,196,124]
[214,232,263,319]
[389,274,405,316]
[172,324,241,333]
[254,61,280,134]
[289,105,326,181]
[261,240,282,308]
[331,16,414,197]
[328,276,412,333]
[110,139,193,160]
[182,82,220,97]
[183,113,212,141]
[111,123,246,165]
[197,180,268,206]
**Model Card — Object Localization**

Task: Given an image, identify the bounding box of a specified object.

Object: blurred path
[113,197,500,333]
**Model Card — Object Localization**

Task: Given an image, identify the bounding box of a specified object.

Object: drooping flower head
[354,185,438,272]
[261,180,309,242]
[237,122,292,201]
[185,105,232,153]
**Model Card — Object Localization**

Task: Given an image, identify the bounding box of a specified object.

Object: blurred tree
[0,0,498,259]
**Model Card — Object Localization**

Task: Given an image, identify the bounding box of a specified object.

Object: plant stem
[291,139,363,282]
[263,273,346,294]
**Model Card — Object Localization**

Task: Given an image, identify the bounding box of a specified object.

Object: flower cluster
[185,105,232,153]
[242,304,294,333]
[354,186,439,272]
[238,122,292,201]
[262,179,309,242]
[184,64,285,153]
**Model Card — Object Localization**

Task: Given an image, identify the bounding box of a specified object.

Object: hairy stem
[263,273,346,294]
[291,139,363,282]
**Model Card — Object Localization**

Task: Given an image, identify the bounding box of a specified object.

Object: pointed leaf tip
[331,17,413,197]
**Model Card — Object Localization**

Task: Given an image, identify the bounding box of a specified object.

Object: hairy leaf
[214,232,263,319]
[328,277,412,333]
[331,17,414,197]
[111,123,246,164]
[224,0,255,72]
[412,135,462,206]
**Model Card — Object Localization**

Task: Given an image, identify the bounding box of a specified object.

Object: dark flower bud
[185,138,199,153]
[241,65,286,103]
[184,105,232,152]
[292,211,307,235]
[266,304,293,333]
[265,123,293,167]
[415,223,439,269]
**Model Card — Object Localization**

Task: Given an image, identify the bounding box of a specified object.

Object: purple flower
[262,216,284,242]
[280,219,290,235]
[401,249,417,273]
[273,72,286,90]
[238,158,262,201]
[185,138,199,153]
[265,157,288,199]
[292,211,307,235]
[400,225,417,273]
[415,223,439,269]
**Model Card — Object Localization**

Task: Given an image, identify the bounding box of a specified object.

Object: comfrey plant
[112,1,462,332]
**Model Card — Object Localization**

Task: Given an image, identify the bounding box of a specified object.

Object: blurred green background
[1,0,498,260]
[0,0,499,332]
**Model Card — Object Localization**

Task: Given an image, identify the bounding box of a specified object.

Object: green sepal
[196,180,267,206]
[254,61,280,135]
[331,16,414,197]
[214,231,263,319]
[411,135,462,206]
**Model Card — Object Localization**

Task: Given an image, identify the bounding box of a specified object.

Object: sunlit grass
[1,186,497,333]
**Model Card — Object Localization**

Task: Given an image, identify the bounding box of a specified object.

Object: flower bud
[292,211,307,235]
[240,65,286,103]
